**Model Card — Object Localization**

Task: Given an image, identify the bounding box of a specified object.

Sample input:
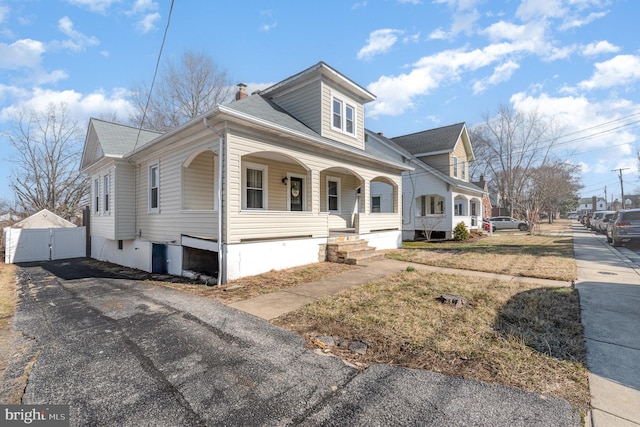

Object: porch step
[326,239,384,265]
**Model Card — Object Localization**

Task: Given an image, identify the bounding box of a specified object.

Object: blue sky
[1,0,639,205]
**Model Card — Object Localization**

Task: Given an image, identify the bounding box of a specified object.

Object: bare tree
[130,50,234,132]
[420,215,445,241]
[471,105,564,217]
[4,102,89,220]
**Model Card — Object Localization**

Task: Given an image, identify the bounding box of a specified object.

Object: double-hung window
[103,174,110,213]
[94,179,99,213]
[243,162,268,209]
[149,164,159,212]
[327,177,340,212]
[332,96,356,137]
[453,157,458,178]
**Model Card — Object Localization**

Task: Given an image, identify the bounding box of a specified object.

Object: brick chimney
[235,83,248,101]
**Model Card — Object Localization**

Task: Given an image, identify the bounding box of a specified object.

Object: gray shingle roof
[225,95,320,139]
[91,118,162,156]
[392,122,465,155]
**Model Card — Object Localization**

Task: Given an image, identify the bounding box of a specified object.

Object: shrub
[453,222,470,241]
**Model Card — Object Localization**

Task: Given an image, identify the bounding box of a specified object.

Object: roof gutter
[203,116,226,286]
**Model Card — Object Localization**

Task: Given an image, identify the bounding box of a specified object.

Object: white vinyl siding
[114,164,136,240]
[268,80,322,133]
[321,84,364,149]
[183,151,216,210]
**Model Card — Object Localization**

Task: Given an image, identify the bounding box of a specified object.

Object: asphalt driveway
[6,259,579,426]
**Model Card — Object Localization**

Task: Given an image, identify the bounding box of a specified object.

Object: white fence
[3,227,86,263]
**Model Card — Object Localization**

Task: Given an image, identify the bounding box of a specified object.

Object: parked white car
[486,216,528,232]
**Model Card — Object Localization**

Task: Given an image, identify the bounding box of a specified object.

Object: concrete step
[326,239,383,265]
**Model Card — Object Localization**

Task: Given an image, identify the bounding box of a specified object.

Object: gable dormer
[260,62,375,150]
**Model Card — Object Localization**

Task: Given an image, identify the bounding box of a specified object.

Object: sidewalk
[572,223,640,427]
[229,257,570,320]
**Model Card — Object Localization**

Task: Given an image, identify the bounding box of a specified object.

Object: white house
[367,123,485,240]
[80,62,410,283]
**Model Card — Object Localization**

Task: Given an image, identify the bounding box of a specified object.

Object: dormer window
[332,96,356,136]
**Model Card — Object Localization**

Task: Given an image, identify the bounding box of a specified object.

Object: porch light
[282,177,288,185]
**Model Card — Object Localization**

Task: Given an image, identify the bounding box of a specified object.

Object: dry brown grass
[161,262,357,303]
[387,220,576,281]
[274,269,589,412]
[0,263,16,328]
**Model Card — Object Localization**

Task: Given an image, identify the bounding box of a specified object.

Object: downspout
[203,117,226,285]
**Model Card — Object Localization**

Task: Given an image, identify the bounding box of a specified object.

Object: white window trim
[242,161,268,210]
[286,172,306,211]
[103,173,110,214]
[149,163,160,213]
[461,161,466,181]
[331,93,357,138]
[326,176,341,213]
[453,156,458,178]
[454,198,465,216]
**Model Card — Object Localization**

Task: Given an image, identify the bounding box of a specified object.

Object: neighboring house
[80,62,410,283]
[578,197,606,214]
[376,123,485,240]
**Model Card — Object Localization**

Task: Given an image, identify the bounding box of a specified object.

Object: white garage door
[3,227,86,263]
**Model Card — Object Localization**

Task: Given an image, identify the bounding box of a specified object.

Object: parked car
[486,216,528,232]
[596,211,616,234]
[591,211,615,233]
[607,209,640,247]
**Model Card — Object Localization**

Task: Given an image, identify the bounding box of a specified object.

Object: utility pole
[613,168,629,209]
[604,186,607,209]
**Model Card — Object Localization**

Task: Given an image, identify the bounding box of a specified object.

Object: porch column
[311,169,320,214]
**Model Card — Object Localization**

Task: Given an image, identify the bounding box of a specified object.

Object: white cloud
[357,29,403,60]
[130,0,157,14]
[352,1,368,9]
[137,12,160,33]
[559,11,608,30]
[0,87,134,123]
[0,39,44,69]
[473,60,519,94]
[578,55,640,90]
[582,41,619,56]
[65,0,120,14]
[56,16,100,51]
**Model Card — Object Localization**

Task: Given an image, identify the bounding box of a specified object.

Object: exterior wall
[361,230,402,250]
[225,237,327,280]
[114,162,136,239]
[320,81,365,150]
[417,153,449,176]
[225,128,402,243]
[452,139,469,180]
[91,235,152,272]
[134,128,219,244]
[269,80,322,134]
[91,166,115,240]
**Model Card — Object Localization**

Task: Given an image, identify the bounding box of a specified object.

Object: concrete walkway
[229,257,571,320]
[573,224,640,427]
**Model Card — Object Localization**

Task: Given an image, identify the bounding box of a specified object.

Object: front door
[290,177,303,211]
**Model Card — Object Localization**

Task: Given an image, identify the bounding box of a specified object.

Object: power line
[131,0,175,154]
